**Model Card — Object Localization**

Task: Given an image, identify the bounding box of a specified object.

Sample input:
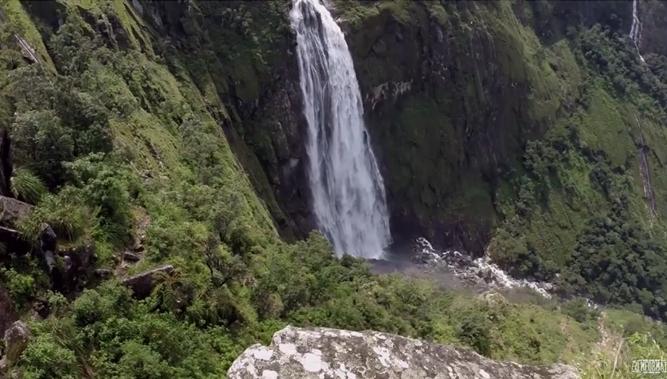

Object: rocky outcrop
[228,326,579,378]
[121,264,174,299]
[55,243,96,293]
[0,286,17,336]
[0,321,30,371]
[0,129,12,197]
[0,195,33,225]
[0,196,32,254]
[14,34,40,64]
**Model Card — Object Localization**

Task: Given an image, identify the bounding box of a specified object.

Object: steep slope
[322,0,667,319]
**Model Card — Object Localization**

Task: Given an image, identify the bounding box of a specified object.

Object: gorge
[0,0,667,377]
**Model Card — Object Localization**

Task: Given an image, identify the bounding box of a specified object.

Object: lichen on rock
[228,326,580,378]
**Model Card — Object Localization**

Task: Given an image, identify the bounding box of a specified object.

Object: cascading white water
[414,238,554,298]
[630,0,645,63]
[290,0,391,258]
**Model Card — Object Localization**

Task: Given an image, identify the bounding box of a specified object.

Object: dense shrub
[10,110,75,188]
[18,190,99,245]
[64,154,134,245]
[577,24,667,109]
[561,210,667,320]
[20,333,79,379]
[0,267,36,305]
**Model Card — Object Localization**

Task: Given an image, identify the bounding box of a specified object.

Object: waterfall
[290,0,391,258]
[630,0,645,63]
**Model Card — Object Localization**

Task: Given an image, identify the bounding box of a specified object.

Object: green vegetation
[10,168,46,204]
[0,0,666,378]
[487,24,667,321]
[335,0,667,329]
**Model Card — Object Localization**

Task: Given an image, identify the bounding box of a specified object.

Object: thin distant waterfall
[630,0,645,63]
[290,0,391,258]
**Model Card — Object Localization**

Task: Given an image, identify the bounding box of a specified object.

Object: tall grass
[17,189,100,246]
[10,167,47,204]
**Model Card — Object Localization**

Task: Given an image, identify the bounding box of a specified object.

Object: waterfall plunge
[290,0,391,258]
[630,0,645,63]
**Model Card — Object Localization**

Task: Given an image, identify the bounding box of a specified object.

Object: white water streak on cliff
[290,0,391,258]
[635,116,657,219]
[630,0,646,63]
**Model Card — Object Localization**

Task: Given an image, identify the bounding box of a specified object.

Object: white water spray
[630,0,645,63]
[290,0,391,258]
[414,238,553,298]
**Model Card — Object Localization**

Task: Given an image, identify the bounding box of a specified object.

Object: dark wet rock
[0,195,34,254]
[228,326,579,378]
[38,224,56,253]
[95,268,113,278]
[0,286,17,337]
[0,129,12,197]
[32,299,50,319]
[38,224,57,273]
[122,264,174,299]
[637,0,667,57]
[0,225,28,254]
[122,251,140,262]
[56,244,96,293]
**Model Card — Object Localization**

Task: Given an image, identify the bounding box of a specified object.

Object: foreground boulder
[228,326,579,379]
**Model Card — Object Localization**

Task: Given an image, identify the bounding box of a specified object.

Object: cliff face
[329,1,665,258]
[228,326,580,379]
[164,0,667,265]
[128,0,316,239]
[640,0,667,58]
[342,1,564,252]
[96,0,667,270]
